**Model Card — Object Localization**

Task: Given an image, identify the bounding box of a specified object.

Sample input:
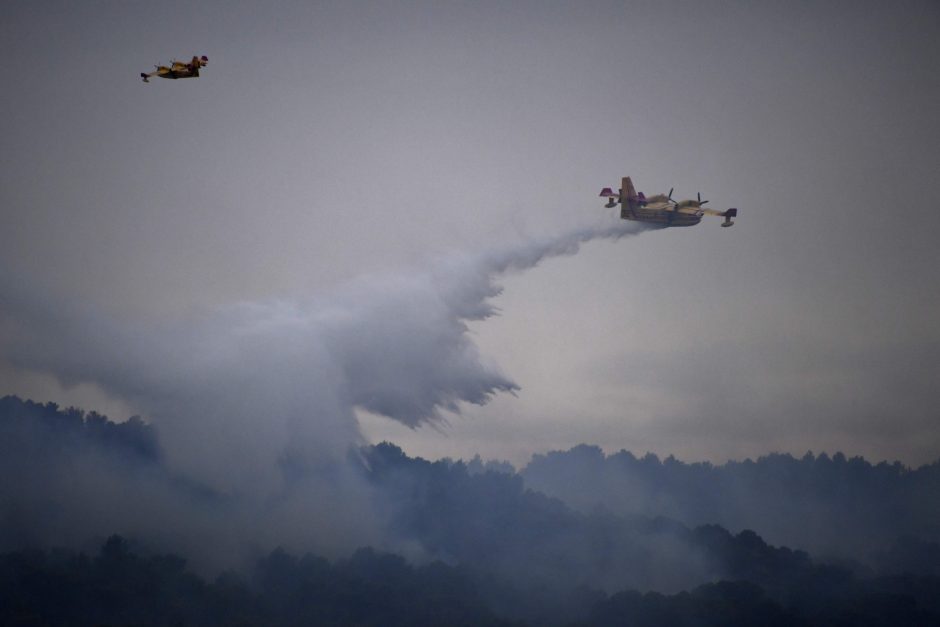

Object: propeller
[697,192,709,206]
[667,187,677,205]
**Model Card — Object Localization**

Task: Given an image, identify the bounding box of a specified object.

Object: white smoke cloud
[0,217,656,562]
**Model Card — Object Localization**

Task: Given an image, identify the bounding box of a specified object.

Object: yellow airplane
[600,177,737,227]
[141,55,208,83]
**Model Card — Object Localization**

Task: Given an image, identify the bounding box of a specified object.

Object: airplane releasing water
[600,177,737,227]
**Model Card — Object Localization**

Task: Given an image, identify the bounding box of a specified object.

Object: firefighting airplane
[140,55,208,83]
[600,177,737,227]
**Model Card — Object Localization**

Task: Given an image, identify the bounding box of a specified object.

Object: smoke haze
[4,397,938,626]
[0,218,655,565]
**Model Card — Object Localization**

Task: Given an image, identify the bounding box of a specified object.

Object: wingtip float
[141,55,208,83]
[600,177,738,228]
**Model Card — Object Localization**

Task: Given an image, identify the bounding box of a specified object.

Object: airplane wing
[699,207,732,217]
[701,206,738,226]
[669,203,738,226]
[141,65,172,82]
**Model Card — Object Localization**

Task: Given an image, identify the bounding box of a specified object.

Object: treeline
[0,536,513,627]
[587,577,939,627]
[367,443,940,624]
[3,537,938,626]
[0,396,211,555]
[521,444,940,561]
[0,396,160,465]
[2,396,940,624]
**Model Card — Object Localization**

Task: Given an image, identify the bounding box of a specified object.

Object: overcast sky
[2,0,939,468]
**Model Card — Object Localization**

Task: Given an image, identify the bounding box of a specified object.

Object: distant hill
[521,444,940,563]
[2,395,939,625]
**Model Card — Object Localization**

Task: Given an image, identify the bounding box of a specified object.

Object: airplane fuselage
[156,69,198,80]
[620,193,703,227]
[621,204,703,227]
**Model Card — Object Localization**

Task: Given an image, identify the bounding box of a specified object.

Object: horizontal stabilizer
[599,187,616,198]
[721,207,737,227]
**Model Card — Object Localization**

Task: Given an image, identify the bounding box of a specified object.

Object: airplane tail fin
[721,208,737,227]
[601,177,642,215]
[621,176,640,218]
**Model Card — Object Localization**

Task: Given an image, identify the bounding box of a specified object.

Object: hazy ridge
[521,443,940,563]
[2,395,938,625]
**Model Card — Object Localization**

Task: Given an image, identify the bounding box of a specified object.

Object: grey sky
[2,1,939,468]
